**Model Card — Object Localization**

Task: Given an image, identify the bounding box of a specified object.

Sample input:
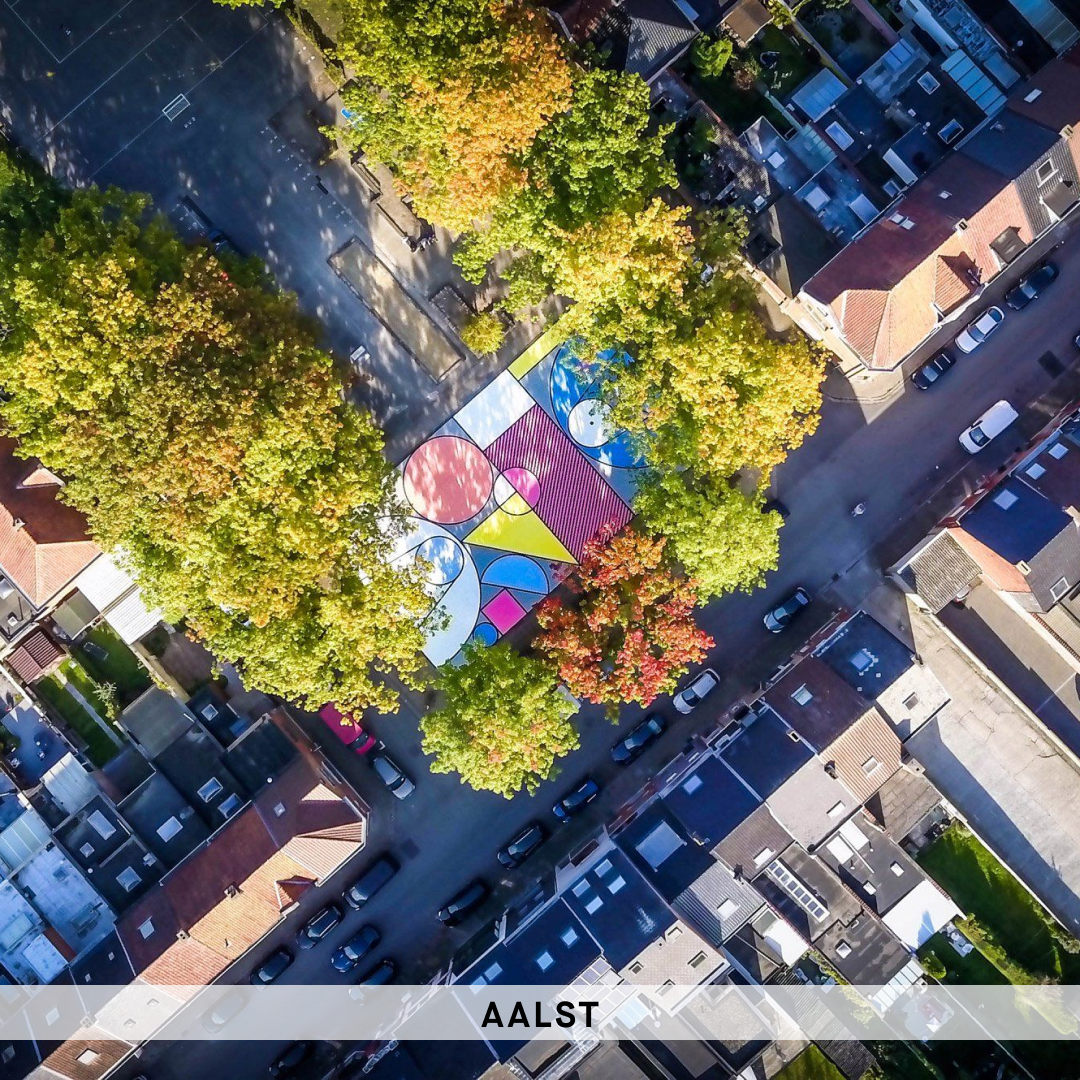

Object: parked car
[954,306,1005,353]
[201,990,247,1033]
[295,903,344,950]
[249,946,293,986]
[1005,261,1059,310]
[370,751,415,799]
[206,228,241,257]
[318,703,376,754]
[268,1042,311,1078]
[355,959,396,986]
[438,880,489,926]
[497,822,546,869]
[344,854,399,909]
[330,925,381,973]
[959,399,1019,454]
[911,350,956,390]
[673,668,720,714]
[348,959,397,1001]
[763,587,812,633]
[611,715,666,765]
[552,777,600,822]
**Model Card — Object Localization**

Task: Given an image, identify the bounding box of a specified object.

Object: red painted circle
[403,436,493,524]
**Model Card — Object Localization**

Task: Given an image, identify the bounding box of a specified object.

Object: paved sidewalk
[895,592,1080,934]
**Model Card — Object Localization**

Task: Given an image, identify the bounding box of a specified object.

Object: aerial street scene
[6,0,1080,1076]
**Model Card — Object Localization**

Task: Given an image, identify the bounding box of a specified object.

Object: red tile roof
[6,628,65,683]
[0,438,99,607]
[803,52,1080,370]
[117,758,364,989]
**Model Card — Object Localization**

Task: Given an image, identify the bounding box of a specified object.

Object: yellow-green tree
[423,642,580,797]
[334,0,571,231]
[0,186,429,713]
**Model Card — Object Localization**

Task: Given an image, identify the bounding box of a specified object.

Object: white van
[959,400,1018,454]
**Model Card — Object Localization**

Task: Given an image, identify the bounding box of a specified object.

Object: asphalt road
[5,3,1080,1080]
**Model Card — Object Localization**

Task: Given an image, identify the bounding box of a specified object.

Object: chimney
[12,519,24,531]
[824,760,838,778]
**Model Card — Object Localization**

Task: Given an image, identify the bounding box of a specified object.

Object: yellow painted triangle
[465,508,576,563]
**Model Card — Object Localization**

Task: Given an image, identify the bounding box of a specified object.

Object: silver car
[371,751,415,800]
[673,669,719,714]
[954,306,1004,353]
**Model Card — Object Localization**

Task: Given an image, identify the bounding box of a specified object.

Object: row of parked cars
[909,260,1060,453]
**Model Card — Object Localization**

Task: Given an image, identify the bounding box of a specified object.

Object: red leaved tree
[536,526,714,711]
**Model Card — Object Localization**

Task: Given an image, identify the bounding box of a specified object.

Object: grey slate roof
[817,911,912,985]
[713,804,793,880]
[754,844,861,943]
[672,860,764,948]
[897,530,981,613]
[863,767,942,840]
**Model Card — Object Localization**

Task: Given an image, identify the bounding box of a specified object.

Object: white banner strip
[5,984,1080,1042]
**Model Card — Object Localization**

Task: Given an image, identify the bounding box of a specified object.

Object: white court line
[3,0,62,65]
[42,0,205,139]
[86,10,268,181]
[61,0,141,63]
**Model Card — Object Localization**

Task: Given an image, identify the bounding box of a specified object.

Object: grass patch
[73,624,150,701]
[917,824,1080,984]
[868,1041,943,1080]
[34,677,119,767]
[918,932,1008,986]
[776,1045,846,1080]
[751,25,820,97]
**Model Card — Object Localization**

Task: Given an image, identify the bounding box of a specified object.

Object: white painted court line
[162,94,190,121]
[86,10,268,181]
[4,0,61,65]
[62,0,141,63]
[41,0,205,139]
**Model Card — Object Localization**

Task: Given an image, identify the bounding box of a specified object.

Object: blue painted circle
[469,623,499,648]
[482,554,549,595]
[416,535,464,585]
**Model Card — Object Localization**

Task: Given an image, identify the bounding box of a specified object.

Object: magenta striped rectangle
[486,406,632,560]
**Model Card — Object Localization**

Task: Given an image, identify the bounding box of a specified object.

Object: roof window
[1026,462,1046,480]
[827,801,847,819]
[77,1050,99,1066]
[157,816,182,842]
[835,940,852,958]
[197,777,223,802]
[918,72,940,93]
[117,867,141,892]
[1037,159,1057,184]
[717,898,737,918]
[138,918,155,940]
[1025,88,1043,102]
[682,774,703,795]
[993,489,1019,510]
[851,648,874,673]
[535,951,555,972]
[560,927,579,947]
[938,119,964,144]
[1051,577,1070,602]
[791,685,813,706]
[1050,442,1069,459]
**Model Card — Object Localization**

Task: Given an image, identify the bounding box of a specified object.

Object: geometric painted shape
[415,535,464,585]
[505,467,540,506]
[403,435,492,524]
[569,398,612,448]
[483,590,528,634]
[389,518,481,667]
[465,505,575,563]
[482,554,549,595]
[453,371,535,450]
[549,343,645,469]
[486,405,632,561]
[498,491,533,517]
[509,324,563,379]
[469,622,499,648]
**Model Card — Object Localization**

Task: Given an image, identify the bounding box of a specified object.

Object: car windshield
[969,425,990,447]
[922,365,940,382]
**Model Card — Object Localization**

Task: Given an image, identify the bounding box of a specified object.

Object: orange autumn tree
[334,0,571,232]
[536,526,713,712]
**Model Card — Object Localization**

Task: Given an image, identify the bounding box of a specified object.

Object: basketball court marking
[5,0,139,66]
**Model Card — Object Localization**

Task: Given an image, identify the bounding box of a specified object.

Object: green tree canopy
[0,184,430,713]
[634,471,781,601]
[422,642,580,797]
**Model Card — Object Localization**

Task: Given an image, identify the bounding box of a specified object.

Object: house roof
[117,758,364,986]
[817,910,913,985]
[766,758,858,848]
[713,803,793,879]
[763,659,872,750]
[817,818,922,917]
[803,49,1080,369]
[825,710,902,804]
[119,689,193,758]
[964,477,1073,564]
[864,766,942,840]
[6,628,65,684]
[671,860,765,949]
[39,1029,131,1080]
[589,0,697,82]
[720,0,772,47]
[614,802,716,902]
[816,612,918,701]
[754,845,861,943]
[897,530,982,613]
[721,706,814,798]
[662,754,761,848]
[0,438,99,608]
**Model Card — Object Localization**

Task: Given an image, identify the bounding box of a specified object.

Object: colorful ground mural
[390,334,645,665]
